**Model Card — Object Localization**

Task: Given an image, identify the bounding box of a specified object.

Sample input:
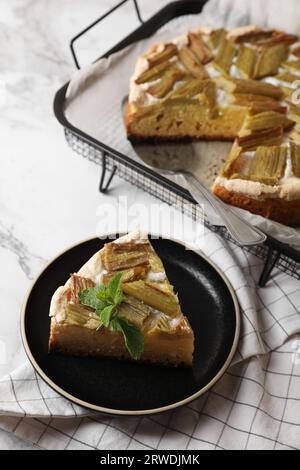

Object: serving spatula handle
[183,172,267,247]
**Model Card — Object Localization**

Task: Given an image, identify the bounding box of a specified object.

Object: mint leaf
[78,273,143,360]
[111,316,144,360]
[96,288,110,303]
[98,304,116,327]
[78,274,123,312]
[107,272,123,304]
[78,285,106,310]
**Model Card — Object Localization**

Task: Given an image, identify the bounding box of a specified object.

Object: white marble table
[0,0,173,450]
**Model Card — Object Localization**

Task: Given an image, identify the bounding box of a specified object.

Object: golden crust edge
[213,184,300,226]
[48,316,194,367]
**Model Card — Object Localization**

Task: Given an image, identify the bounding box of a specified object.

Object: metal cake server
[122,97,267,246]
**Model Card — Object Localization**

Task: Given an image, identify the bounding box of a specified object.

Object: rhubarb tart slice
[49,231,194,366]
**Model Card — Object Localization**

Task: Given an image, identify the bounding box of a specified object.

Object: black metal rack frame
[53,0,300,286]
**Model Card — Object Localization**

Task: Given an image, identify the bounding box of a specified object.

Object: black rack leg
[259,246,280,287]
[99,152,117,193]
[133,0,144,23]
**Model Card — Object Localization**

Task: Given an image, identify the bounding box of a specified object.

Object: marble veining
[0,221,45,279]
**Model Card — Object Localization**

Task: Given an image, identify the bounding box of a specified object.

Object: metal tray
[53,0,300,286]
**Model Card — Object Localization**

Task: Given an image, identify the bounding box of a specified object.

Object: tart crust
[49,317,193,366]
[213,184,300,226]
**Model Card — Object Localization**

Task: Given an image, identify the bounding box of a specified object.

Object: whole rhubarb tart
[126,25,300,226]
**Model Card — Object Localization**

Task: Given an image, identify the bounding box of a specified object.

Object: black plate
[21,236,240,415]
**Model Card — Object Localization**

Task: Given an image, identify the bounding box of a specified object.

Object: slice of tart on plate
[49,231,194,366]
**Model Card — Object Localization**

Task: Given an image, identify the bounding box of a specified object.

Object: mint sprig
[78,272,123,327]
[78,285,106,310]
[78,273,144,359]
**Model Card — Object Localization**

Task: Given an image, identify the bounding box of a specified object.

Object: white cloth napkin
[1,227,300,450]
[1,0,300,450]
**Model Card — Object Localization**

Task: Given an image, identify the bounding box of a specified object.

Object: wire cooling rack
[54,0,300,286]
